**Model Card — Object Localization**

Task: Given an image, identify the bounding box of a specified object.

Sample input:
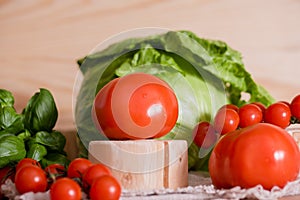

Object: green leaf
[0,106,24,134]
[17,129,31,141]
[26,143,47,162]
[23,88,58,133]
[0,135,26,168]
[40,153,70,168]
[0,89,14,108]
[33,131,66,152]
[178,30,275,106]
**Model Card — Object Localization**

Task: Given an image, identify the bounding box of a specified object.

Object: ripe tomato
[14,165,47,194]
[291,94,300,121]
[279,101,291,108]
[251,102,266,115]
[214,108,239,135]
[50,177,82,200]
[89,175,121,200]
[16,158,41,172]
[238,103,263,128]
[92,73,178,139]
[67,158,93,179]
[209,123,300,190]
[264,102,291,128]
[192,121,218,149]
[82,163,111,188]
[219,104,239,112]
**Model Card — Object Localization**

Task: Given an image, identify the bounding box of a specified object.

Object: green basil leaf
[23,88,58,133]
[34,131,66,152]
[40,153,70,168]
[17,129,31,141]
[0,89,14,108]
[0,106,24,134]
[26,143,47,162]
[0,135,26,168]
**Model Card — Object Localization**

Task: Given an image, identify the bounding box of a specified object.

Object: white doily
[120,172,300,200]
[2,172,300,200]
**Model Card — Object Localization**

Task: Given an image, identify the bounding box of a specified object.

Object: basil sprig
[0,88,69,168]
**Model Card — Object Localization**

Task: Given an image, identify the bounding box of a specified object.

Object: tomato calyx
[291,116,300,124]
[45,164,67,187]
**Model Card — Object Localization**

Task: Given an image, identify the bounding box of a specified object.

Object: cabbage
[75,30,274,169]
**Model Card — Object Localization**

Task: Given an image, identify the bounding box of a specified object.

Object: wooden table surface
[1,0,300,199]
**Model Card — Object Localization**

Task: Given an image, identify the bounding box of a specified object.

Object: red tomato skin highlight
[128,83,178,138]
[14,165,47,194]
[50,178,82,200]
[214,108,240,135]
[93,73,178,139]
[264,102,291,128]
[238,103,263,128]
[209,123,300,190]
[89,175,121,200]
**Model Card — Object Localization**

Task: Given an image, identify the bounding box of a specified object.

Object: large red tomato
[92,73,178,139]
[209,123,300,190]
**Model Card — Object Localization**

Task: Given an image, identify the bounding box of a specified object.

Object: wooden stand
[88,140,188,191]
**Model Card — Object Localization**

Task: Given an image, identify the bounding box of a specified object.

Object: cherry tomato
[15,158,41,172]
[89,175,121,200]
[291,94,300,121]
[209,123,300,190]
[14,165,47,194]
[264,102,291,128]
[50,177,82,200]
[82,164,111,188]
[192,121,218,149]
[67,158,93,179]
[252,102,266,115]
[279,101,291,108]
[214,108,239,135]
[92,73,178,139]
[219,104,239,112]
[238,103,263,128]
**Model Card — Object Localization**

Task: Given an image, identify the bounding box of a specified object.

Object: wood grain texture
[0,0,300,198]
[1,0,299,126]
[89,140,188,190]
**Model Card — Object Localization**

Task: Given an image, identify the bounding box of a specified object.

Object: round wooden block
[88,140,188,191]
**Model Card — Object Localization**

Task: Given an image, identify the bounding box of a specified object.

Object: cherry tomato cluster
[11,158,121,200]
[193,94,300,149]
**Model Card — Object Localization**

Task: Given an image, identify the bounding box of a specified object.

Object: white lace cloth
[2,172,300,200]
